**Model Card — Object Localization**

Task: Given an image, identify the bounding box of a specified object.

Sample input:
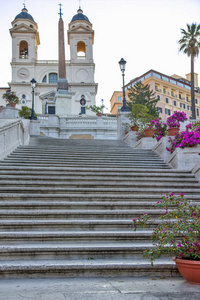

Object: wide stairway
[0,136,199,279]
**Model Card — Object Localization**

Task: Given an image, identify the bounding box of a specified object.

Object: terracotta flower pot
[131,125,139,132]
[173,258,200,285]
[168,127,179,136]
[144,128,153,137]
[10,102,16,108]
[96,113,102,117]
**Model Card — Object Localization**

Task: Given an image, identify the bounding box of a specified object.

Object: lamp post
[118,58,130,112]
[30,78,37,120]
[45,97,48,115]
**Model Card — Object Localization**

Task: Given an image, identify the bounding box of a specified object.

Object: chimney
[186,73,199,88]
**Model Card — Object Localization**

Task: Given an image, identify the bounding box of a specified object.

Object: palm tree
[178,23,200,119]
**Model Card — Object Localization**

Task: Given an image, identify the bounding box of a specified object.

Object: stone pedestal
[134,137,157,149]
[153,137,171,162]
[192,162,200,181]
[55,92,71,116]
[117,111,130,140]
[123,131,137,147]
[167,146,200,170]
[30,120,40,135]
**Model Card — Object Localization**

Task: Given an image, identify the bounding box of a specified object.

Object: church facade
[1,6,98,116]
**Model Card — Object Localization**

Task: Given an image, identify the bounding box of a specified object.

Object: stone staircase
[0,136,199,279]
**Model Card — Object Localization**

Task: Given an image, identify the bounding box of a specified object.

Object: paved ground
[0,277,200,300]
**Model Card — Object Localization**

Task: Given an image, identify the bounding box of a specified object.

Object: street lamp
[30,78,37,120]
[118,58,130,112]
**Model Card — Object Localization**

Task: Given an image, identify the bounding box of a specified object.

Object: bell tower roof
[14,6,35,22]
[71,8,91,23]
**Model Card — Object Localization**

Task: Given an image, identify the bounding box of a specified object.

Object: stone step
[0,208,165,220]
[0,242,166,260]
[0,174,197,182]
[0,258,179,279]
[1,200,199,210]
[7,155,164,163]
[1,159,170,166]
[0,219,159,231]
[0,193,199,201]
[0,163,171,170]
[0,165,191,174]
[0,180,198,189]
[0,230,152,243]
[0,186,199,195]
[13,148,160,154]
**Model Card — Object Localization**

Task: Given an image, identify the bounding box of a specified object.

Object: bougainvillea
[166,111,188,128]
[148,119,167,141]
[2,92,20,104]
[132,192,200,265]
[166,125,200,153]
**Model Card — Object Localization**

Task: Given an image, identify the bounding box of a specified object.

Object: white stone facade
[1,7,97,116]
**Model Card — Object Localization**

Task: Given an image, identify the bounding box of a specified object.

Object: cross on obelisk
[58,3,63,19]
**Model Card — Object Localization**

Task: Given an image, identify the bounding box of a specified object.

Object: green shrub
[18,106,37,119]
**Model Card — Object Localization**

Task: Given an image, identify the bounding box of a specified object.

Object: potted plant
[128,104,149,131]
[142,114,155,137]
[2,92,20,108]
[166,111,188,136]
[166,123,200,153]
[132,192,200,284]
[86,104,104,116]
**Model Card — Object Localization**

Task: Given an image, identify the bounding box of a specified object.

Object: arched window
[49,73,58,83]
[19,41,28,59]
[77,41,86,58]
[42,75,47,83]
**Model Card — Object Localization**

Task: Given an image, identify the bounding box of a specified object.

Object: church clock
[17,68,30,79]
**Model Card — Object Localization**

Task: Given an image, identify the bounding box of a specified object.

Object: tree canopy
[127,81,159,117]
[178,23,200,119]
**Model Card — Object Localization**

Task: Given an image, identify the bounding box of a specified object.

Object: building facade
[110,69,200,120]
[0,6,98,116]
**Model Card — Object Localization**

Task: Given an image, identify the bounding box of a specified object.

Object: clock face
[17,68,30,79]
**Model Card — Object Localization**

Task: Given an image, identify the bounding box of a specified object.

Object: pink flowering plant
[148,119,167,141]
[2,92,20,104]
[166,123,200,153]
[166,111,188,128]
[136,130,145,141]
[132,192,200,266]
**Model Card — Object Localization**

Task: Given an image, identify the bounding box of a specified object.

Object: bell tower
[67,7,97,115]
[10,6,40,63]
[9,5,40,83]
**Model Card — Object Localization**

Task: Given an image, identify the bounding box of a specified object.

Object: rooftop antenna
[58,3,63,19]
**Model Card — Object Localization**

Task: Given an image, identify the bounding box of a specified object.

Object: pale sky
[0,0,200,111]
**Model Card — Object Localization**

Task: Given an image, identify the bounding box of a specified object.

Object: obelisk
[57,3,68,92]
[55,3,71,116]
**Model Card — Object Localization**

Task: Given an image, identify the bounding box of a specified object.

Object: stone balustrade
[0,119,30,160]
[38,114,117,139]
